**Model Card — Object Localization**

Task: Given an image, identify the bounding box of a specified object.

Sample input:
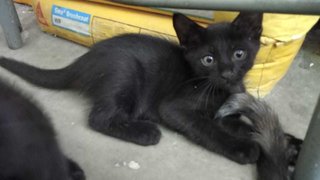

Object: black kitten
[0,80,85,180]
[0,13,262,164]
[215,93,303,180]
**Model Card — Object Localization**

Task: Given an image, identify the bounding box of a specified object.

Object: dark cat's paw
[69,170,86,180]
[230,141,260,164]
[126,121,161,146]
[285,133,303,166]
[67,158,86,180]
[284,133,303,179]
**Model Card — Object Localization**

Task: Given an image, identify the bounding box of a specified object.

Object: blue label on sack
[52,5,91,36]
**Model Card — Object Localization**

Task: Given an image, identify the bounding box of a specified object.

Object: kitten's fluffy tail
[0,57,76,89]
[215,93,291,180]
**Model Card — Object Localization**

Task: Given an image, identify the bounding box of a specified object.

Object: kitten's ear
[173,13,205,48]
[231,12,263,40]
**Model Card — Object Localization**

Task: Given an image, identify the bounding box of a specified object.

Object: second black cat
[0,79,85,180]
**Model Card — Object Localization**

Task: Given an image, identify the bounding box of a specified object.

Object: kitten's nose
[221,70,233,79]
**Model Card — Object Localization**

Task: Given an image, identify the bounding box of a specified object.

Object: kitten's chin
[229,85,245,94]
[217,81,245,93]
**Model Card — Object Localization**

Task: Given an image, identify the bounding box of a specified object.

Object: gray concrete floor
[0,4,319,180]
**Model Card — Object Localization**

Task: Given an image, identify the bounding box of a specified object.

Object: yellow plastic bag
[14,0,32,5]
[215,11,319,97]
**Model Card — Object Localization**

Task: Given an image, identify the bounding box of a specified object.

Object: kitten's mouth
[212,78,237,90]
[220,78,234,86]
[218,78,241,92]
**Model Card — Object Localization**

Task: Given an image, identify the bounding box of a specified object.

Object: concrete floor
[0,4,319,180]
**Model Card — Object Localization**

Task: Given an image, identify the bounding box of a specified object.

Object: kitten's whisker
[178,76,209,88]
[205,83,214,117]
[189,79,209,103]
[195,81,211,109]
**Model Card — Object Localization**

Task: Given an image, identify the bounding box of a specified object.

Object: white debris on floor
[128,161,140,170]
[114,161,140,170]
[114,163,121,167]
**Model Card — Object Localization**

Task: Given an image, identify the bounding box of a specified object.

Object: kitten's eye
[233,50,247,61]
[201,56,215,66]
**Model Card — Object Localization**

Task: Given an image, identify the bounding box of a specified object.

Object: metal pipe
[111,0,320,15]
[11,1,23,33]
[294,96,320,180]
[0,0,23,49]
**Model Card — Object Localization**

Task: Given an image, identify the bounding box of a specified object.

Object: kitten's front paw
[231,141,260,164]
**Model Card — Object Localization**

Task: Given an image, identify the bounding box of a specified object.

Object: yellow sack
[30,0,212,47]
[214,12,319,97]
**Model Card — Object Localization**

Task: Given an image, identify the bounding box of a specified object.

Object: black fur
[215,93,303,180]
[0,13,262,164]
[0,80,85,180]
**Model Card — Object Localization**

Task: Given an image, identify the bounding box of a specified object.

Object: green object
[294,96,320,180]
[112,0,320,15]
[0,0,23,49]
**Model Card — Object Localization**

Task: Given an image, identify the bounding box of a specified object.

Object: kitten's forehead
[204,23,234,50]
[206,23,233,42]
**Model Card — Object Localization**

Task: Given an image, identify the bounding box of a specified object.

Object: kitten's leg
[66,158,86,180]
[88,100,161,146]
[160,103,260,164]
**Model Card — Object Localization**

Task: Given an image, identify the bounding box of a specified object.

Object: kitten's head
[173,12,262,92]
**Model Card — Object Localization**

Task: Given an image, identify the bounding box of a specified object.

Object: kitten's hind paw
[89,112,161,146]
[125,121,162,146]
